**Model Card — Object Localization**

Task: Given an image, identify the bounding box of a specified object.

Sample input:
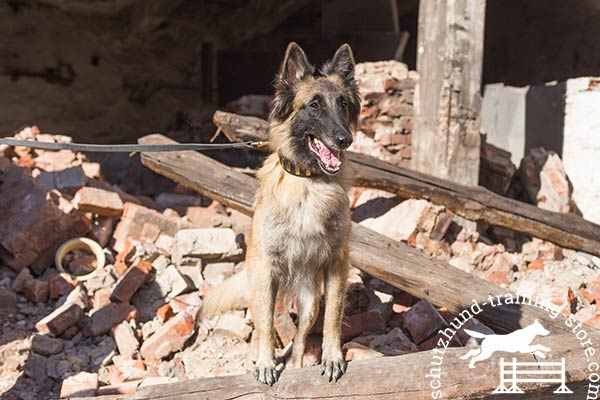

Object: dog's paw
[254,360,280,386]
[320,355,347,382]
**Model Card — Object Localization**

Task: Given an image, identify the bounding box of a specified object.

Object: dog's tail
[200,269,250,320]
[463,329,487,339]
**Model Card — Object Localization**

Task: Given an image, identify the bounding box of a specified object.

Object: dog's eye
[341,100,348,109]
[308,101,320,111]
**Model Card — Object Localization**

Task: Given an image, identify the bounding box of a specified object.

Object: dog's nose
[336,132,353,149]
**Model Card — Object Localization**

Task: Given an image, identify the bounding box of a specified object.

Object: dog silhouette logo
[460,319,572,394]
[460,319,551,368]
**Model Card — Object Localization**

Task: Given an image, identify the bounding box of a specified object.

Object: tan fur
[201,42,357,385]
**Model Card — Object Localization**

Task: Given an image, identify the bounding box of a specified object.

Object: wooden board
[133,332,596,399]
[139,134,575,334]
[213,110,600,257]
[412,0,486,186]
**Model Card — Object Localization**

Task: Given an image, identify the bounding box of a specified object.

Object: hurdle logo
[460,320,572,394]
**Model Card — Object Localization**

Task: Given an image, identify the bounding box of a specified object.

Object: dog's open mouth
[308,135,342,174]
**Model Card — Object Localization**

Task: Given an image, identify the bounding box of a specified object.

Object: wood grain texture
[139,134,575,334]
[412,0,486,186]
[133,332,597,399]
[212,111,600,256]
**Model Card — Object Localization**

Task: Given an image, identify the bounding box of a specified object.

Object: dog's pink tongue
[318,144,341,168]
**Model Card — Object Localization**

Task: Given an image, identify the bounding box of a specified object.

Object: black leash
[0,137,270,153]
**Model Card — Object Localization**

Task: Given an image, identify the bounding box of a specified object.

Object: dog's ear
[271,42,313,121]
[325,43,356,82]
[279,42,312,85]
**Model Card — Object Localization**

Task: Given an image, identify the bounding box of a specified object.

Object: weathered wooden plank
[212,110,600,257]
[133,332,596,399]
[139,134,573,334]
[412,0,486,186]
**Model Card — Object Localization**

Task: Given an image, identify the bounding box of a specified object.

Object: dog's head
[269,42,361,175]
[532,319,550,336]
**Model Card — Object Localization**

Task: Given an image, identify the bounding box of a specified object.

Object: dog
[201,42,361,385]
[460,319,551,368]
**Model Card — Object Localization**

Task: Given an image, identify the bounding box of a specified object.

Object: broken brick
[156,304,174,323]
[343,342,383,361]
[12,267,32,293]
[214,312,252,341]
[140,308,197,360]
[112,202,182,252]
[400,299,448,344]
[528,259,545,271]
[581,281,600,303]
[60,372,98,398]
[36,286,87,335]
[111,258,152,303]
[49,273,78,299]
[112,321,140,357]
[74,187,124,217]
[23,278,49,303]
[173,229,243,265]
[342,310,386,341]
[90,302,137,336]
[0,166,89,273]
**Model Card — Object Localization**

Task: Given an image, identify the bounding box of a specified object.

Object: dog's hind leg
[289,285,320,369]
[468,346,495,368]
[252,257,280,385]
[460,348,480,360]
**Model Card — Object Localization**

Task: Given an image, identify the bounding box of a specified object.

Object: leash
[0,137,270,153]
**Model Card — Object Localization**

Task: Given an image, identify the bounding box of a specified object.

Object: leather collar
[278,153,320,178]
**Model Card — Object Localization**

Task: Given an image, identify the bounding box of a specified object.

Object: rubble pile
[1,90,599,398]
[0,127,487,399]
[351,61,416,168]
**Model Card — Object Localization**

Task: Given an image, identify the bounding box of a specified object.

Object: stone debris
[0,93,596,400]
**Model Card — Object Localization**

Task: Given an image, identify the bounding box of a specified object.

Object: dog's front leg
[321,255,349,382]
[252,257,279,385]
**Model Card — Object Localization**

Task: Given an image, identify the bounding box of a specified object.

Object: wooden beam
[139,134,574,334]
[412,0,486,186]
[133,332,595,399]
[212,110,600,257]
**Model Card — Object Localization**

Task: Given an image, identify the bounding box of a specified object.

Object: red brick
[12,267,32,293]
[581,282,600,303]
[111,259,152,303]
[112,203,181,252]
[23,278,49,303]
[343,342,384,361]
[140,308,197,360]
[156,304,174,323]
[112,321,140,357]
[169,293,202,314]
[93,287,112,310]
[91,302,138,336]
[49,273,78,299]
[487,271,511,286]
[399,299,448,345]
[342,310,386,341]
[36,287,86,335]
[74,187,124,217]
[527,259,545,271]
[108,358,146,384]
[60,372,98,398]
[0,166,89,273]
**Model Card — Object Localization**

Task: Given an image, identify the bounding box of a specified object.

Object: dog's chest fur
[254,154,351,289]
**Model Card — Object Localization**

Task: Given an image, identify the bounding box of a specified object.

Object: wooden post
[412,0,486,186]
